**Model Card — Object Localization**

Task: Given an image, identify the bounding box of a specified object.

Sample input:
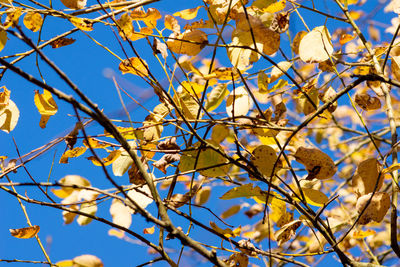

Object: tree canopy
[2,0,400,266]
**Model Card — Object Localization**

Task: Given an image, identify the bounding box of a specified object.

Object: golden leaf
[23,12,43,32]
[10,225,40,239]
[50,37,76,48]
[164,14,180,33]
[221,204,241,219]
[131,7,161,28]
[352,158,383,196]
[352,229,376,239]
[226,86,253,118]
[70,17,93,31]
[87,150,121,166]
[83,137,111,149]
[251,145,282,178]
[119,57,149,77]
[294,147,336,180]
[356,192,390,225]
[34,90,58,129]
[0,99,19,133]
[60,0,86,9]
[143,225,155,234]
[299,26,333,63]
[59,146,87,164]
[167,29,208,56]
[4,8,22,29]
[173,6,202,20]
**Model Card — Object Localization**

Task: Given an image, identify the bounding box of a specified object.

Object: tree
[1,0,400,266]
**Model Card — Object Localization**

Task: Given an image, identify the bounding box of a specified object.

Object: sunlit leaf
[194,186,211,205]
[143,225,155,234]
[60,0,86,9]
[294,147,337,180]
[352,229,376,239]
[274,220,301,246]
[167,29,208,56]
[251,145,282,178]
[0,99,19,133]
[4,7,22,29]
[211,124,229,143]
[77,201,97,225]
[127,185,153,212]
[23,12,43,32]
[178,141,230,177]
[70,17,94,31]
[10,225,40,239]
[356,192,390,225]
[131,8,161,28]
[87,150,121,166]
[226,86,253,118]
[210,221,241,238]
[205,83,229,112]
[110,198,132,229]
[299,26,333,63]
[59,146,87,164]
[73,254,103,267]
[50,37,76,48]
[300,188,329,207]
[104,126,143,140]
[173,6,202,20]
[221,204,241,219]
[119,57,149,77]
[34,89,58,129]
[164,14,180,33]
[220,183,268,203]
[83,137,111,149]
[352,158,383,196]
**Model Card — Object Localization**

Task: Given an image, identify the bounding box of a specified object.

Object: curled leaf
[352,158,383,196]
[34,89,58,128]
[356,192,390,225]
[119,57,149,77]
[294,147,337,180]
[10,225,40,239]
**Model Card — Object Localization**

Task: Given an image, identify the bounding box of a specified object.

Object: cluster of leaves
[3,0,400,266]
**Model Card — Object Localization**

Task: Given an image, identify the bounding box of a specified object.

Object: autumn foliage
[2,0,400,266]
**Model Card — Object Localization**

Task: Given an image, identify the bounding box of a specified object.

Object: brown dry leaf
[143,119,163,142]
[69,17,93,31]
[4,8,22,29]
[352,158,383,196]
[164,14,180,33]
[221,204,241,219]
[274,220,302,246]
[143,225,155,234]
[356,192,390,225]
[354,93,381,111]
[320,87,337,112]
[292,31,306,55]
[294,147,337,180]
[195,186,211,205]
[226,253,248,267]
[110,199,132,229]
[87,150,121,167]
[299,26,333,63]
[34,89,58,129]
[10,225,40,239]
[73,254,103,267]
[23,12,42,32]
[173,6,202,20]
[168,185,199,208]
[251,145,282,178]
[60,0,86,9]
[50,37,76,48]
[167,29,208,56]
[352,229,376,239]
[59,146,87,164]
[153,153,180,174]
[119,57,149,77]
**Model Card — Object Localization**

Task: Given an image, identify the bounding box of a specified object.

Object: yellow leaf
[301,188,329,207]
[173,6,202,20]
[54,260,74,267]
[294,146,336,180]
[164,14,180,33]
[178,141,230,177]
[352,158,383,196]
[119,57,149,77]
[339,33,355,45]
[104,126,143,140]
[211,124,229,143]
[131,8,161,28]
[382,163,400,174]
[110,199,132,228]
[274,220,301,246]
[87,150,121,166]
[117,13,134,40]
[220,183,268,203]
[195,186,211,205]
[143,225,155,234]
[349,10,363,20]
[270,61,292,83]
[221,204,241,219]
[210,221,241,238]
[251,145,282,178]
[70,17,93,31]
[23,12,43,32]
[181,81,206,96]
[203,67,240,81]
[167,29,208,56]
[83,137,111,149]
[59,146,87,164]
[34,89,58,129]
[108,228,125,238]
[0,99,19,133]
[352,229,376,239]
[205,84,229,112]
[10,225,40,239]
[77,201,97,225]
[263,0,286,13]
[4,8,22,29]
[0,86,10,106]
